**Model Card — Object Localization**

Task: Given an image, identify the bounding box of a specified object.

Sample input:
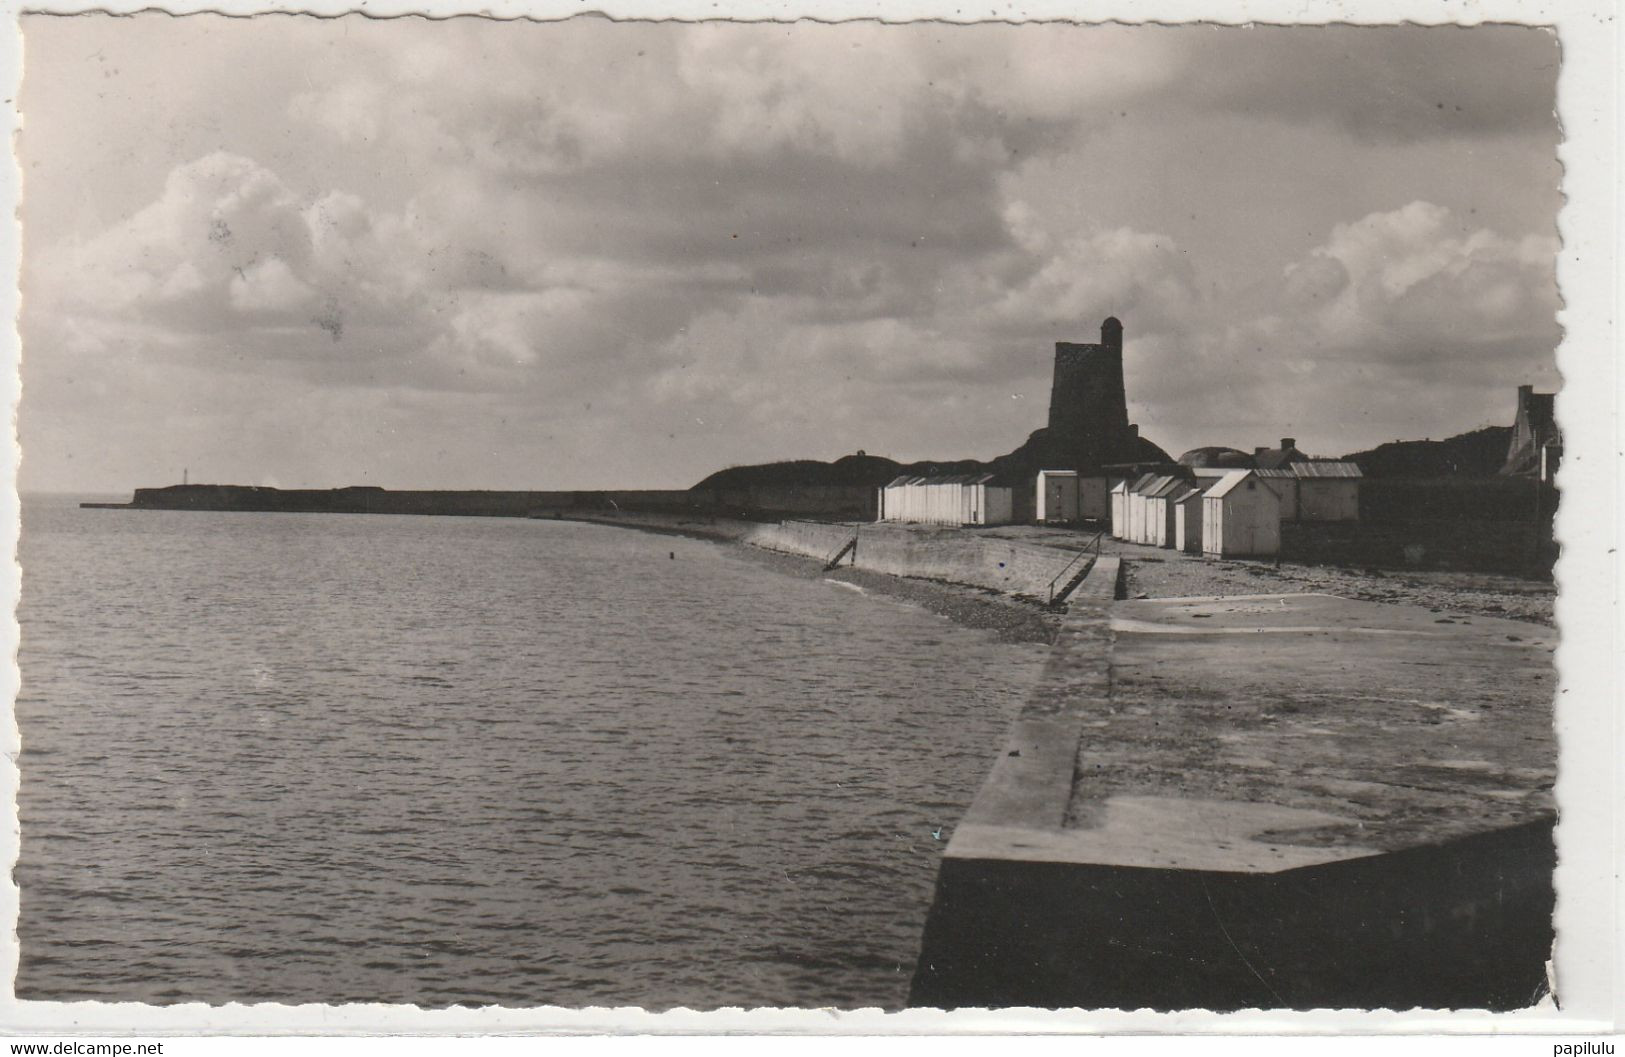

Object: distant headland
[85,317,1533,524]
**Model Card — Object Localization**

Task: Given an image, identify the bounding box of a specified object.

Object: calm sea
[15,496,1047,1008]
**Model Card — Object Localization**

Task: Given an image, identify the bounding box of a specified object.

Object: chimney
[1128,423,1139,439]
[1254,446,1268,456]
[1101,316,1123,350]
[1281,438,1296,451]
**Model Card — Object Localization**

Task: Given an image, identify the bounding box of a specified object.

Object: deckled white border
[0,0,1617,1038]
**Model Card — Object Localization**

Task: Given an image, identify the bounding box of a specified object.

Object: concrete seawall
[910,566,1556,1011]
[943,556,1123,836]
[912,819,1554,1010]
[745,521,1093,601]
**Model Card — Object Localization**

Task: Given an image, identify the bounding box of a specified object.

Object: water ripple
[17,498,1047,1009]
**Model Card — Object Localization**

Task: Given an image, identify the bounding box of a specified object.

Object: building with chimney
[1252,437,1309,470]
[1500,385,1561,480]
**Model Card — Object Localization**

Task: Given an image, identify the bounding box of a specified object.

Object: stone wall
[1282,518,1556,573]
[1359,477,1555,522]
[911,819,1554,1010]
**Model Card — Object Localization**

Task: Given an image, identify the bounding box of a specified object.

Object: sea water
[15,496,1048,1008]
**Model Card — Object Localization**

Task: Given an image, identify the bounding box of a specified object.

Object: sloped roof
[885,473,999,487]
[1204,470,1258,499]
[917,473,999,486]
[1292,461,1364,479]
[1149,477,1189,499]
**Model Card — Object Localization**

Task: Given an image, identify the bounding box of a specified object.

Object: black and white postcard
[2,0,1619,1044]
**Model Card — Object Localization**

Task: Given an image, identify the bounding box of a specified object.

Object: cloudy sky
[19,16,1561,492]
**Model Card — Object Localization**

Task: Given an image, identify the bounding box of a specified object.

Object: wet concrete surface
[915,584,1557,1010]
[1115,540,1555,626]
[1080,593,1555,860]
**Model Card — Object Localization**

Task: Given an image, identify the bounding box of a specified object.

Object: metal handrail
[1046,530,1104,604]
[823,528,860,570]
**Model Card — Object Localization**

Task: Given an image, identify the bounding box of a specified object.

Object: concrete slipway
[911,560,1556,1011]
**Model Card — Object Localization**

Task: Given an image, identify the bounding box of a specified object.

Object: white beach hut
[1174,485,1205,554]
[962,474,1014,526]
[1256,468,1300,521]
[1144,477,1188,548]
[878,474,1012,527]
[1293,462,1363,521]
[1109,479,1132,538]
[1126,475,1149,543]
[1202,470,1282,558]
[1130,474,1174,545]
[1078,475,1110,522]
[1036,470,1080,524]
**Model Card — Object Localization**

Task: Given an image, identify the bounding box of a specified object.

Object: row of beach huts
[1113,463,1362,555]
[876,462,1362,558]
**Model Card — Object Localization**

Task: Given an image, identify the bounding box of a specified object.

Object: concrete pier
[911,571,1556,1010]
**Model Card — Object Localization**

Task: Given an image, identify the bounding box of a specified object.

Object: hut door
[1239,483,1260,554]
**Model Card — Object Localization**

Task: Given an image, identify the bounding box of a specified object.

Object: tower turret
[1102,316,1123,349]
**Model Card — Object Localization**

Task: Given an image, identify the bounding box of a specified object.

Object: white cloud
[1280,200,1560,363]
[229,257,317,314]
[48,152,312,323]
[932,25,1186,123]
[288,80,386,146]
[31,141,1558,478]
[18,18,1562,491]
[1123,201,1561,457]
[990,225,1201,338]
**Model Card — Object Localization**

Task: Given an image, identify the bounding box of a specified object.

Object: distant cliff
[696,453,987,491]
[1342,426,1512,478]
[694,429,1172,493]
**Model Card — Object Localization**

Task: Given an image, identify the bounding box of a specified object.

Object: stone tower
[1045,317,1134,470]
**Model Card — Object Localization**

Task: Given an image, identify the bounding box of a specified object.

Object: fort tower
[1045,316,1135,471]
